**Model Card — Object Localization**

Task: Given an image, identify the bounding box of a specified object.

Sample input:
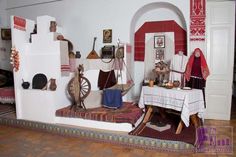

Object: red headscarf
[184,48,210,81]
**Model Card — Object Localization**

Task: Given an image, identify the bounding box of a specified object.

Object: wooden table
[138,86,205,134]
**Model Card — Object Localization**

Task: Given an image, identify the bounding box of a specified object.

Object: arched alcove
[129,2,187,98]
[134,20,187,61]
[130,2,187,61]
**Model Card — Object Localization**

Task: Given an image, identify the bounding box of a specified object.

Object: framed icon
[154,35,165,48]
[103,29,112,43]
[155,49,164,61]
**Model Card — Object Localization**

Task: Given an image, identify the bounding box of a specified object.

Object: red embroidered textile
[190,0,206,41]
[134,21,187,61]
[185,48,209,81]
[0,87,15,104]
[191,57,202,77]
[13,16,26,31]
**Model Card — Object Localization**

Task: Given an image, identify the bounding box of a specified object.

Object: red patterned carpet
[131,112,196,145]
[0,103,15,117]
[56,102,143,125]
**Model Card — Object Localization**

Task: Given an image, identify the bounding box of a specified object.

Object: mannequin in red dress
[185,48,209,89]
[184,48,210,107]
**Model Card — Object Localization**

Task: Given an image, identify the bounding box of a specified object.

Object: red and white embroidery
[190,0,206,41]
[14,16,26,31]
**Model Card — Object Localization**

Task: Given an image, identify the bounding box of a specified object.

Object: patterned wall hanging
[190,0,206,41]
[134,21,187,61]
[13,16,26,31]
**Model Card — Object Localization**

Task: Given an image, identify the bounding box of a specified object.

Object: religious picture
[155,49,164,61]
[154,35,165,48]
[103,29,112,43]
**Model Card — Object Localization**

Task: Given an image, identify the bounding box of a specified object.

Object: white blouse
[169,53,188,82]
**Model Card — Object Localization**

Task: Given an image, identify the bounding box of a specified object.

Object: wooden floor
[0,97,235,157]
[0,118,235,157]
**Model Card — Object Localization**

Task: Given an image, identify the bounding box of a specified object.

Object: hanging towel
[102,89,123,109]
[61,64,70,76]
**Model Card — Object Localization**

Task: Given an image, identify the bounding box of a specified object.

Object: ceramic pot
[49,78,57,91]
[22,79,30,89]
[50,21,57,32]
[149,80,154,87]
[173,80,180,88]
[75,51,81,58]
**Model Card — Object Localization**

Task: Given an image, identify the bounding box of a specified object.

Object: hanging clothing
[102,89,123,109]
[191,57,202,77]
[169,53,188,85]
[185,48,210,82]
[186,56,206,89]
[186,77,206,89]
[98,70,116,90]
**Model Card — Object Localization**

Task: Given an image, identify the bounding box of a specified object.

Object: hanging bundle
[10,47,20,72]
[101,41,134,108]
[102,45,134,96]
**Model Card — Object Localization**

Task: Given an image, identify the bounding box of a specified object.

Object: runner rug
[130,112,196,145]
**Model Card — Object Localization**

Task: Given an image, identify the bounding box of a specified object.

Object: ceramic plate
[181,87,192,90]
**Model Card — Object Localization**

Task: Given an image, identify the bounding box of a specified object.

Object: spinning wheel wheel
[80,76,91,99]
[68,76,91,100]
[68,65,91,110]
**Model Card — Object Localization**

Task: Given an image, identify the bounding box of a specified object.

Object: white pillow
[84,90,102,109]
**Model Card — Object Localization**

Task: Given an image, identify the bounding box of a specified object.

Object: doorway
[205,1,235,120]
[231,8,236,119]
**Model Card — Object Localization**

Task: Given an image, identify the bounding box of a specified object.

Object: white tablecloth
[138,86,205,127]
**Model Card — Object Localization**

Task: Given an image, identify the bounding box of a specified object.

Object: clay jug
[21,79,30,89]
[75,51,81,58]
[149,80,154,87]
[173,80,180,88]
[50,21,57,32]
[49,78,57,91]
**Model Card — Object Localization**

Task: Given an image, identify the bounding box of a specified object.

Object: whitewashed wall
[2,0,190,100]
[134,8,185,32]
[4,0,189,55]
[0,0,11,71]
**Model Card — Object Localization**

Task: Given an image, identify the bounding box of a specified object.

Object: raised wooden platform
[56,102,143,125]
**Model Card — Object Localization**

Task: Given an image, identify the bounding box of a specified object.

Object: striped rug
[0,104,15,117]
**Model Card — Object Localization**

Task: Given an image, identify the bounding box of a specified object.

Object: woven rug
[56,102,143,125]
[130,112,196,145]
[0,103,15,117]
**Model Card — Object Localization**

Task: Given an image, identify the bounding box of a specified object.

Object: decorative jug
[21,79,30,89]
[173,80,180,88]
[49,78,57,91]
[49,21,57,32]
[75,51,81,58]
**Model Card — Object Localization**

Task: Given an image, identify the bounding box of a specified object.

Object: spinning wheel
[68,76,91,99]
[68,65,91,110]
